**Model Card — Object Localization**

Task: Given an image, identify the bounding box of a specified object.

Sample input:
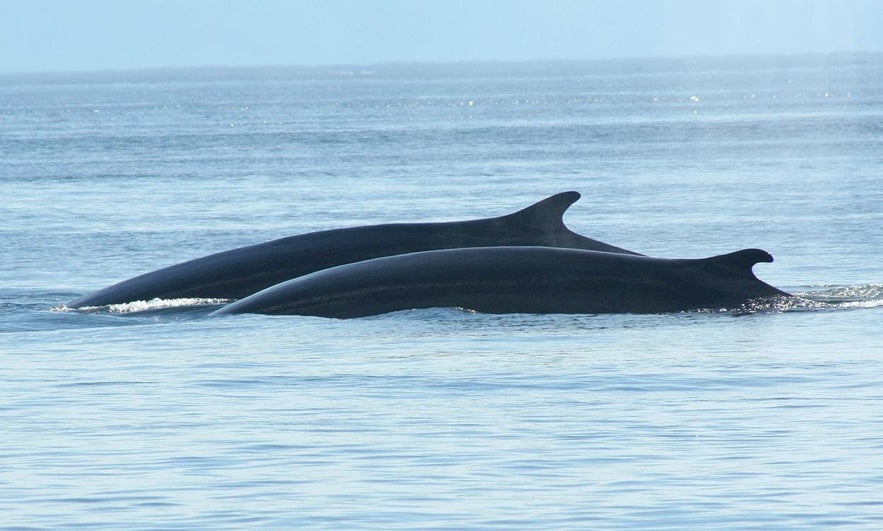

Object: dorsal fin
[698,248,791,298]
[503,191,581,229]
[500,191,640,255]
[701,248,774,277]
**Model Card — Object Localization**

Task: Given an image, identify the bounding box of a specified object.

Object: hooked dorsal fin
[504,191,581,230]
[697,248,791,298]
[701,248,774,277]
[500,191,641,255]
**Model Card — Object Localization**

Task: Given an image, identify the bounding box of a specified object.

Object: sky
[2,0,882,73]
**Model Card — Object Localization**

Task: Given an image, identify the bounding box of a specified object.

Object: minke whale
[211,246,791,318]
[67,192,636,308]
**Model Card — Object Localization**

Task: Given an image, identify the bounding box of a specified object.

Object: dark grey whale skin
[211,246,791,318]
[67,192,636,308]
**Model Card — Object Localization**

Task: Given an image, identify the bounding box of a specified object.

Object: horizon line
[1,50,879,80]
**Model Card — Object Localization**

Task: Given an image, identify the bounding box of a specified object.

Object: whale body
[211,246,791,318]
[68,192,636,308]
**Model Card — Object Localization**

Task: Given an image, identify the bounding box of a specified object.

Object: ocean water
[1,55,882,529]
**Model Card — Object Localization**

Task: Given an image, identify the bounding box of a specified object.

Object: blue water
[2,55,882,529]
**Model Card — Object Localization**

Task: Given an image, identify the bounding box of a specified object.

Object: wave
[734,284,883,314]
[1,294,231,333]
[54,285,883,319]
[4,283,877,334]
[798,284,883,304]
[54,297,230,315]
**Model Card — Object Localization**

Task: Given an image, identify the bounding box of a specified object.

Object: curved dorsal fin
[702,248,774,276]
[500,191,640,255]
[503,191,581,230]
[698,248,791,298]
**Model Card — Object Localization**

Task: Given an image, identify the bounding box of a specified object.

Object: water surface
[2,55,882,529]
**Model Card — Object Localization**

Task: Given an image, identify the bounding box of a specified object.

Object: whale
[211,246,790,318]
[67,192,637,308]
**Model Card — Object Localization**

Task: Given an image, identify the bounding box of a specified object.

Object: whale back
[211,246,791,318]
[68,192,637,307]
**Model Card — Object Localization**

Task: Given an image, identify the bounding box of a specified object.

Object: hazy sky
[2,0,882,73]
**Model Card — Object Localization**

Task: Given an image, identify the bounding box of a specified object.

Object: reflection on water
[1,58,881,529]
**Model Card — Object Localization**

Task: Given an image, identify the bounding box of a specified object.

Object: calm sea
[1,55,882,529]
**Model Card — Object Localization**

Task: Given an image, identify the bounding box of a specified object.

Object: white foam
[59,298,230,314]
[799,284,883,304]
[734,284,883,314]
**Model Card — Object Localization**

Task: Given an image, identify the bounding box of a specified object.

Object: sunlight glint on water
[1,56,882,529]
